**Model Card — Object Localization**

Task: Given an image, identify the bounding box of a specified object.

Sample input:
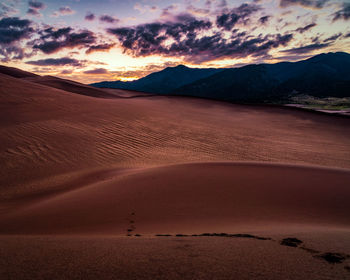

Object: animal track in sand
[126,211,136,236]
[150,233,350,270]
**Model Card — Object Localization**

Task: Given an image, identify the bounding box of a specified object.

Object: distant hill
[0,65,39,78]
[0,66,119,98]
[92,52,350,102]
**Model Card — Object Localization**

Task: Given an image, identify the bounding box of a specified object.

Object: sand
[1,67,350,279]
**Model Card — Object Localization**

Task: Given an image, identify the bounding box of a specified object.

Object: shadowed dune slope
[0,163,350,235]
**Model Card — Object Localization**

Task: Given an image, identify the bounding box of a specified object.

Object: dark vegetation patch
[280,237,303,247]
[155,234,172,237]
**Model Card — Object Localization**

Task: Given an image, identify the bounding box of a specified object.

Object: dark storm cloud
[107,10,293,62]
[107,13,213,60]
[0,17,34,44]
[99,15,119,23]
[259,15,271,24]
[85,43,115,54]
[295,23,316,33]
[32,27,96,54]
[0,17,35,62]
[279,0,329,9]
[281,42,330,54]
[83,68,108,74]
[333,2,350,21]
[85,12,95,21]
[216,3,261,30]
[26,57,83,66]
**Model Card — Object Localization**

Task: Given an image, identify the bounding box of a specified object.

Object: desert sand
[1,67,350,279]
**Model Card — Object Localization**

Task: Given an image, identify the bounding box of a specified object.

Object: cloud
[26,57,83,66]
[28,0,45,9]
[0,17,34,44]
[323,33,342,42]
[134,3,158,14]
[107,10,293,63]
[61,69,73,74]
[0,2,19,17]
[0,17,36,61]
[187,5,210,17]
[295,23,316,33]
[85,12,95,21]
[279,0,329,9]
[160,4,178,17]
[99,15,119,24]
[26,1,45,17]
[85,43,115,54]
[51,6,75,17]
[32,27,96,54]
[281,42,330,54]
[333,2,350,21]
[259,15,271,24]
[83,68,108,74]
[216,3,261,30]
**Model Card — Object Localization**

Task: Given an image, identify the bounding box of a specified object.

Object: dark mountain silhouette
[92,65,223,94]
[91,52,350,102]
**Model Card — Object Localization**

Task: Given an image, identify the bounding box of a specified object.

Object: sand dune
[1,67,350,279]
[1,162,350,235]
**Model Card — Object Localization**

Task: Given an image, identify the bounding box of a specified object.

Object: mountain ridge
[91,52,350,102]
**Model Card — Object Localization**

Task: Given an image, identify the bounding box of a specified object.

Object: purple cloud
[281,43,330,54]
[52,6,75,17]
[32,27,96,54]
[99,15,119,24]
[26,57,83,66]
[216,3,261,30]
[279,0,329,9]
[107,11,293,62]
[85,43,115,54]
[259,15,271,24]
[85,12,95,21]
[295,23,316,33]
[83,68,108,74]
[333,2,350,21]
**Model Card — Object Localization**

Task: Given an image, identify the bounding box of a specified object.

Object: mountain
[91,65,223,94]
[174,52,350,102]
[92,52,350,102]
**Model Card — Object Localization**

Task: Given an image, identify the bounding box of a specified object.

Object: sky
[1,0,349,83]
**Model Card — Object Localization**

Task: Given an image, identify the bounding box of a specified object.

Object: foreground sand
[1,68,350,279]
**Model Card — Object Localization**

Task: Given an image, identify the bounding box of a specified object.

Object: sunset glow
[1,0,349,83]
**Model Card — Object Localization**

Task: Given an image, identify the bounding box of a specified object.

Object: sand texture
[1,68,350,279]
